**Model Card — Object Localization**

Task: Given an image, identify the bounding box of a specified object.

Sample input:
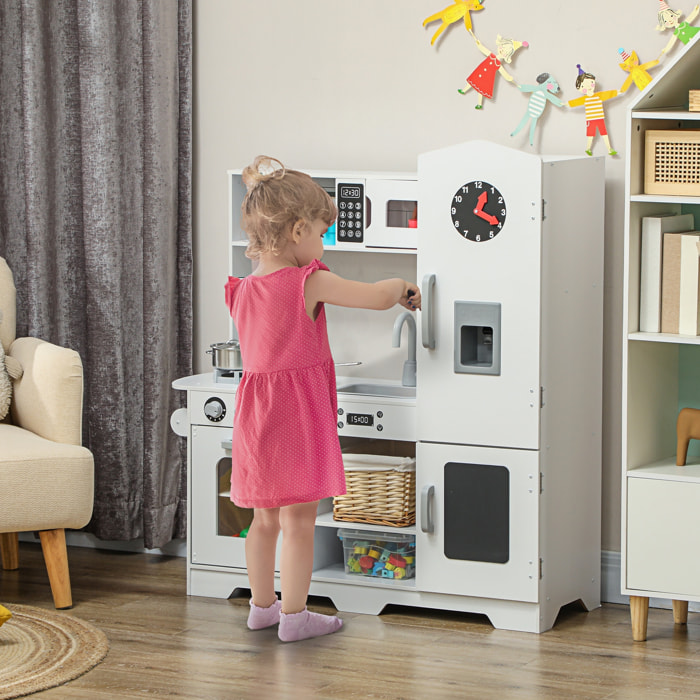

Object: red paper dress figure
[458,34,528,110]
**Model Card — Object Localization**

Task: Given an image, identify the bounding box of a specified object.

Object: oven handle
[420,484,435,534]
[421,273,436,349]
[221,439,232,452]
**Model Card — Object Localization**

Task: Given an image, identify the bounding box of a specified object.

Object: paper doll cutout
[458,34,529,110]
[567,65,618,156]
[511,73,565,146]
[657,1,700,56]
[423,0,485,46]
[617,48,659,92]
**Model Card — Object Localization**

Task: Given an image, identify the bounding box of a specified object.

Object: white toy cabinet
[177,144,605,634]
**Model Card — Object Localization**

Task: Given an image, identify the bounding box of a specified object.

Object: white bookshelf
[621,36,700,641]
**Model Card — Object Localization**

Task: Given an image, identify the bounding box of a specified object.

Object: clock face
[450,181,507,243]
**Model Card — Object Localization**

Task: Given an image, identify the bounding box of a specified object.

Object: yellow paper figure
[458,34,528,110]
[0,604,11,628]
[567,65,618,156]
[657,1,700,56]
[617,48,659,93]
[423,0,485,46]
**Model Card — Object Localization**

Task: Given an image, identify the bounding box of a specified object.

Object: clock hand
[474,209,499,225]
[474,190,488,213]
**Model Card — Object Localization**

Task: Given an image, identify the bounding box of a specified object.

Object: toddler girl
[225,156,420,643]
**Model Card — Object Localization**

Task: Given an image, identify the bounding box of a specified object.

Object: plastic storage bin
[337,528,415,580]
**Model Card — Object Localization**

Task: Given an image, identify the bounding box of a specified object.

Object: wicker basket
[333,454,416,527]
[644,130,700,196]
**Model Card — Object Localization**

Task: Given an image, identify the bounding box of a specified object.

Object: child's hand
[401,283,421,311]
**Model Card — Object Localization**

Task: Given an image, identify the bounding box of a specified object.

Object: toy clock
[450,180,507,242]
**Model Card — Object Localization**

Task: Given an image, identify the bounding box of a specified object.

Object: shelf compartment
[625,342,700,469]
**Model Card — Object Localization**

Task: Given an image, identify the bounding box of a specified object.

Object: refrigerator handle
[420,484,435,534]
[421,273,436,349]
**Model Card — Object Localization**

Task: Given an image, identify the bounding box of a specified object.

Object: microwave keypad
[336,183,364,243]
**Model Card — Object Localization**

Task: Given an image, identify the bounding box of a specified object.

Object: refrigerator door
[417,140,542,450]
[416,441,540,602]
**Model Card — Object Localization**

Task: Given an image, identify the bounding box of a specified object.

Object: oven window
[443,462,509,563]
[217,458,254,538]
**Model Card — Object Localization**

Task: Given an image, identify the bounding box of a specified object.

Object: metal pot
[206,340,242,370]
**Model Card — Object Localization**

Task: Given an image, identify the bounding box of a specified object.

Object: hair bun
[242,155,286,191]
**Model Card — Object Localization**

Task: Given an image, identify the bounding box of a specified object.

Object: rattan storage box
[333,454,416,527]
[644,130,700,196]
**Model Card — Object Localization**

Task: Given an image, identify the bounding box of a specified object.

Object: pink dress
[224,260,346,509]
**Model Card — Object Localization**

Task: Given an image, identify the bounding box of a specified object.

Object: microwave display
[339,185,361,199]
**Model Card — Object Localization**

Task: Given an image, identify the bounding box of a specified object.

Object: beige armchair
[0,257,94,608]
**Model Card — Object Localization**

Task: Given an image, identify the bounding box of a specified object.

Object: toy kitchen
[172,140,605,634]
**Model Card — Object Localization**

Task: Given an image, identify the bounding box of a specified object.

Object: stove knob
[204,397,226,422]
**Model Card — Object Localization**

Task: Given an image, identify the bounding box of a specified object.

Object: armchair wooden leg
[39,529,73,609]
[672,599,689,625]
[630,595,649,641]
[0,532,19,570]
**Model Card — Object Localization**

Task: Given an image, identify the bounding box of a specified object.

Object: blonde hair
[657,8,681,30]
[496,36,517,63]
[240,156,337,260]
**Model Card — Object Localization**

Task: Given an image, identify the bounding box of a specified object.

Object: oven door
[190,424,280,570]
[416,442,540,602]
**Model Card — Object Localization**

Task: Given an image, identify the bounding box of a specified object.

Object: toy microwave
[328,174,418,251]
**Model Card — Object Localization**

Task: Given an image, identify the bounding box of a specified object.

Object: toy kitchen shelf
[620,36,700,640]
[227,168,419,265]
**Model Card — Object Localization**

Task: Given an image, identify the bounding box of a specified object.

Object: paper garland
[423,0,700,154]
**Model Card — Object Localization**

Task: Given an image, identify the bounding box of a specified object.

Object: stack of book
[639,213,698,335]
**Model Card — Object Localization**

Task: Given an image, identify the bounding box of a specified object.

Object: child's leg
[245,507,280,608]
[278,501,318,613]
[277,501,342,642]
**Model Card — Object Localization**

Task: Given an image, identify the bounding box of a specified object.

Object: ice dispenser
[454,301,501,375]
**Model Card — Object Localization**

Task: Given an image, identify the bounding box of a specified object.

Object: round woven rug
[0,604,109,699]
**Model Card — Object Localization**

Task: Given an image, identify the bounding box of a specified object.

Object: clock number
[454,220,460,228]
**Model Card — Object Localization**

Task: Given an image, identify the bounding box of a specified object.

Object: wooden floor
[2,543,700,699]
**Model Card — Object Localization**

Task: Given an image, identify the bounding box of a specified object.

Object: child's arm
[567,95,585,108]
[304,270,421,317]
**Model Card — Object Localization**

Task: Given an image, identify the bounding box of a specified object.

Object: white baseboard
[19,530,187,558]
[16,536,695,611]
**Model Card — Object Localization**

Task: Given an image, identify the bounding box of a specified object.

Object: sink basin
[337,383,416,399]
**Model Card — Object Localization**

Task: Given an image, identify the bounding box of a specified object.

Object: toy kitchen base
[178,140,605,635]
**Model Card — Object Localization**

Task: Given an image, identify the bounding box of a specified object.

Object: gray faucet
[392,311,417,387]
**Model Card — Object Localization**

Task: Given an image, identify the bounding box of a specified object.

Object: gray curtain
[0,0,192,549]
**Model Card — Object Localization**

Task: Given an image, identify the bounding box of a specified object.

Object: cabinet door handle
[221,439,232,452]
[420,484,435,533]
[421,273,436,349]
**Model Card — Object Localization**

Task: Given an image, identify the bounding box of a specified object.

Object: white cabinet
[620,36,700,640]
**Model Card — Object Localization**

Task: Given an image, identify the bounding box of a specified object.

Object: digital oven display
[347,413,374,427]
[339,186,362,199]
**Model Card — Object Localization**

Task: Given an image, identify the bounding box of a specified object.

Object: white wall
[194,0,674,551]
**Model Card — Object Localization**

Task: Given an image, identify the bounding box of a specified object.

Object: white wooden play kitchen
[173,140,605,634]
